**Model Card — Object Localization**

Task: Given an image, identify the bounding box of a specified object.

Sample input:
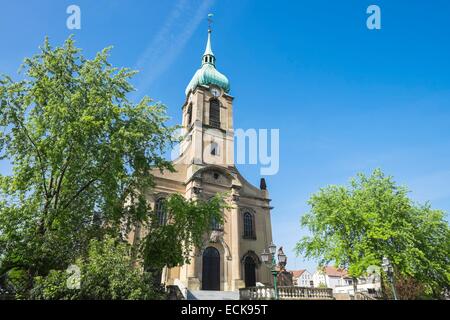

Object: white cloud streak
[132,0,214,98]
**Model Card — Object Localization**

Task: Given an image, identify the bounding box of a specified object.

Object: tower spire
[208,12,213,31]
[202,13,215,66]
[185,13,230,95]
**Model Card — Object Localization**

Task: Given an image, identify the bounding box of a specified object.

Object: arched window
[155,198,167,226]
[243,212,255,239]
[186,104,192,126]
[209,99,220,128]
[210,142,219,156]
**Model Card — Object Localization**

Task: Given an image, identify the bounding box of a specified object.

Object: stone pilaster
[185,176,202,290]
[230,186,245,290]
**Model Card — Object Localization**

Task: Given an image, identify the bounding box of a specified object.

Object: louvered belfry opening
[209,99,220,128]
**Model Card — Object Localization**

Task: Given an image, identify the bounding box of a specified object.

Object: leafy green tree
[296,169,450,298]
[31,236,163,300]
[0,36,174,282]
[0,37,225,299]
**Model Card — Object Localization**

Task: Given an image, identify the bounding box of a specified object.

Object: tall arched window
[155,198,167,226]
[209,99,220,128]
[186,104,192,126]
[243,212,255,239]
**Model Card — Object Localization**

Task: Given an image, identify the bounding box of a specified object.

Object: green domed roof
[185,30,230,95]
[185,64,230,95]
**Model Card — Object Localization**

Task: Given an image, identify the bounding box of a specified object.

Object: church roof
[185,29,230,95]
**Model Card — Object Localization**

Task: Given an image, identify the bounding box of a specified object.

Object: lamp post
[381,256,398,300]
[261,243,287,300]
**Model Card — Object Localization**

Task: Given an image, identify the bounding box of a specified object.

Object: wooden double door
[202,247,220,291]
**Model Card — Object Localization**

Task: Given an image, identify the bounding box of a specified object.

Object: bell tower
[179,19,234,169]
[148,14,274,293]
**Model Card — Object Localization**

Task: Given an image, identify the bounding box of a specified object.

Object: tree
[296,169,450,299]
[0,37,225,298]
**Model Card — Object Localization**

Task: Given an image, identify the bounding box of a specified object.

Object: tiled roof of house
[290,269,306,278]
[322,266,348,277]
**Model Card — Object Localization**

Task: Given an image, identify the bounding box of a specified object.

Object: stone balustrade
[239,286,334,300]
[354,291,377,300]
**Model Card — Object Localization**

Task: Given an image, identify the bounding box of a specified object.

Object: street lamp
[277,248,287,270]
[268,242,277,255]
[381,256,398,300]
[261,249,270,264]
[261,243,286,300]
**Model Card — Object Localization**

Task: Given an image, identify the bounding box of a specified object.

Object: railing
[240,286,334,300]
[354,291,378,300]
[0,294,16,300]
[173,279,188,300]
[166,285,185,300]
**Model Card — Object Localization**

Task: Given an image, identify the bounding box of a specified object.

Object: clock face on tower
[210,87,221,98]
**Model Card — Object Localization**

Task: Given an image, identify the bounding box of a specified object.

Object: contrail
[132,0,214,100]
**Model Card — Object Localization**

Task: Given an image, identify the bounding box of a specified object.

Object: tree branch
[54,145,73,210]
[11,109,49,198]
[60,163,109,211]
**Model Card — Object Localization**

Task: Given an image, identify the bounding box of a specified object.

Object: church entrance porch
[202,247,220,290]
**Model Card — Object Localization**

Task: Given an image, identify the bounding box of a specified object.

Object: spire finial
[202,13,215,66]
[208,13,214,32]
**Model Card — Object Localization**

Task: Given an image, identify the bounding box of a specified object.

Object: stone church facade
[139,27,274,292]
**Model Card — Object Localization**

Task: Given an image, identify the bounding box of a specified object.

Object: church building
[142,25,274,292]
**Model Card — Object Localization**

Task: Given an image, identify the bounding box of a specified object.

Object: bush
[31,237,165,300]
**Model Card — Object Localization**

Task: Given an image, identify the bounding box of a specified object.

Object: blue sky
[1,0,450,273]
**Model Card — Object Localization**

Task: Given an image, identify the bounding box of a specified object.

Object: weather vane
[208,13,214,32]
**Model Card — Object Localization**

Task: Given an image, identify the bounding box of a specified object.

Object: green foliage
[31,236,164,300]
[143,193,226,271]
[31,270,76,300]
[0,37,225,299]
[386,274,426,300]
[2,268,29,299]
[0,36,176,279]
[296,169,450,298]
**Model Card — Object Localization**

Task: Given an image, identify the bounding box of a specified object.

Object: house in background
[290,270,313,287]
[312,266,353,289]
[312,266,381,296]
